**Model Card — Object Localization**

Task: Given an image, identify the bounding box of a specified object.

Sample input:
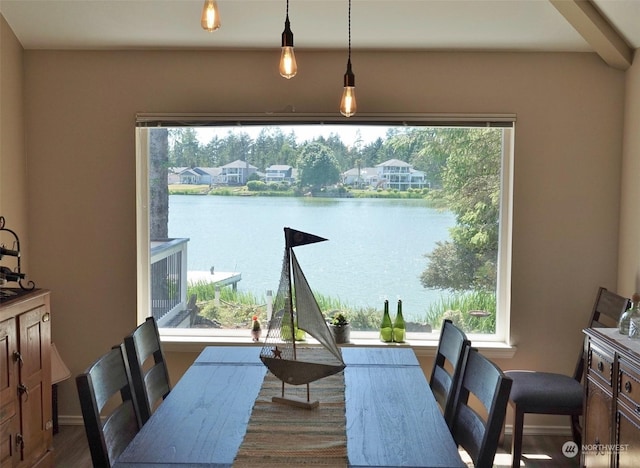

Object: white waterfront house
[220,160,258,185]
[265,165,294,184]
[343,159,426,190]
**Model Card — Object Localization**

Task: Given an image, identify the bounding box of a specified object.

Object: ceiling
[1,1,638,66]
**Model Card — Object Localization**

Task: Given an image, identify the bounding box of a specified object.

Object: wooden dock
[187,270,242,290]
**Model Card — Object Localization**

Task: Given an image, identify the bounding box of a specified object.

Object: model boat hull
[261,355,345,386]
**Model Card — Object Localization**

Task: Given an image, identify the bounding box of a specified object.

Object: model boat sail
[260,227,345,407]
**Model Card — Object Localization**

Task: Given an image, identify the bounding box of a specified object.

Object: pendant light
[201,0,221,32]
[340,0,356,117]
[279,0,297,79]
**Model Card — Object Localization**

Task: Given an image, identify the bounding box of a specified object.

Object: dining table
[114,346,465,467]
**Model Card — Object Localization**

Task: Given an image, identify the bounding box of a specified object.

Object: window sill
[160,330,517,359]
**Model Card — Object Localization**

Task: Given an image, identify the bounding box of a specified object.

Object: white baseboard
[503,424,573,437]
[58,415,84,426]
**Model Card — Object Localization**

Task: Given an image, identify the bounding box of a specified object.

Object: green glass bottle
[393,299,406,343]
[380,300,393,343]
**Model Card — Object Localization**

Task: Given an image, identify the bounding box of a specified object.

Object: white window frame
[136,113,515,355]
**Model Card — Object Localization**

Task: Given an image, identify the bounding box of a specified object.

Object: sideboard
[583,327,640,467]
[0,289,52,467]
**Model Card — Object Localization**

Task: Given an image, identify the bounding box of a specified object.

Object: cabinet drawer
[588,341,615,388]
[0,399,16,425]
[619,358,640,413]
[0,415,18,467]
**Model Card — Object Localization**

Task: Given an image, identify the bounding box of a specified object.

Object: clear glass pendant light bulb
[279,2,297,79]
[201,0,221,32]
[340,61,357,117]
[280,45,297,79]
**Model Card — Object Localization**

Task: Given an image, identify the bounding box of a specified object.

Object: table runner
[233,348,348,467]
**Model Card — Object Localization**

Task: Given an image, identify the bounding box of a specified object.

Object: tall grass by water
[187,280,495,333]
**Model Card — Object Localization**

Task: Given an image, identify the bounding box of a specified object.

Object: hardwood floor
[53,426,92,467]
[53,424,579,467]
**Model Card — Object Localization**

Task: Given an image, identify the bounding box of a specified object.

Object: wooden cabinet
[583,338,615,467]
[0,289,52,468]
[583,328,640,467]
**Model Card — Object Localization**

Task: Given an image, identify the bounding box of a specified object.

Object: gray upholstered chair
[429,319,471,429]
[505,286,630,468]
[450,346,513,468]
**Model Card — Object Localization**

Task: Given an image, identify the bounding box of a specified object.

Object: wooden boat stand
[272,381,319,409]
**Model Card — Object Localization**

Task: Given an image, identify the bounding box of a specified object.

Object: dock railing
[150,238,189,327]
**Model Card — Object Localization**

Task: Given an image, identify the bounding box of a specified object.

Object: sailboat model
[260,227,346,408]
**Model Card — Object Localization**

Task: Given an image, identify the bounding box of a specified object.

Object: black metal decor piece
[0,216,35,292]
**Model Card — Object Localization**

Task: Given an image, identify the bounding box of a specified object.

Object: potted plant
[329,312,351,344]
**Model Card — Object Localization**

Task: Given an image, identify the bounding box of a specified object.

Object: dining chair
[124,316,171,424]
[505,286,630,468]
[450,346,512,468]
[76,344,141,468]
[429,319,471,428]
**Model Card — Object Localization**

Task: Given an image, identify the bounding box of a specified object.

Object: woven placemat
[233,348,347,467]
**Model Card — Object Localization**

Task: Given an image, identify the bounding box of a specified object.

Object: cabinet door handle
[15,433,24,451]
[17,383,29,401]
[598,361,604,372]
[626,381,633,393]
[13,351,22,366]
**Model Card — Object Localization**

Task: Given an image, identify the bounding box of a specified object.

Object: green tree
[420,128,502,292]
[386,128,448,188]
[169,128,201,167]
[297,142,341,191]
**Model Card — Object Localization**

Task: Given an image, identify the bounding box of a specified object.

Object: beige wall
[0,15,28,261]
[1,16,632,431]
[618,49,640,296]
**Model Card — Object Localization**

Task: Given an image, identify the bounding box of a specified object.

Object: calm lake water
[168,195,455,321]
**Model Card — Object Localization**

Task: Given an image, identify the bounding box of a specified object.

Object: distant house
[376,159,425,190]
[178,168,199,185]
[342,159,426,190]
[265,165,294,184]
[192,167,222,185]
[342,167,381,188]
[168,167,188,184]
[169,167,222,185]
[220,160,258,185]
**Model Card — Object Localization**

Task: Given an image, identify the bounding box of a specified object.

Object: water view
[168,195,456,322]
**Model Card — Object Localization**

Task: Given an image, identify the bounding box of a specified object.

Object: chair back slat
[124,317,171,424]
[76,344,141,467]
[573,287,630,381]
[103,400,140,464]
[429,319,471,427]
[591,287,630,329]
[451,347,512,468]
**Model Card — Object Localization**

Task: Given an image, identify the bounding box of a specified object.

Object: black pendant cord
[347,0,351,65]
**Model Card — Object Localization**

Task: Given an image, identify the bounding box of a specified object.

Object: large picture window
[136,114,514,344]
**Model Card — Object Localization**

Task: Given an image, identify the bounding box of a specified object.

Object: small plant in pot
[330,312,351,344]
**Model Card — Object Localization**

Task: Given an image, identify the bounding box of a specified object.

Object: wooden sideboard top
[0,288,48,305]
[585,327,640,361]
